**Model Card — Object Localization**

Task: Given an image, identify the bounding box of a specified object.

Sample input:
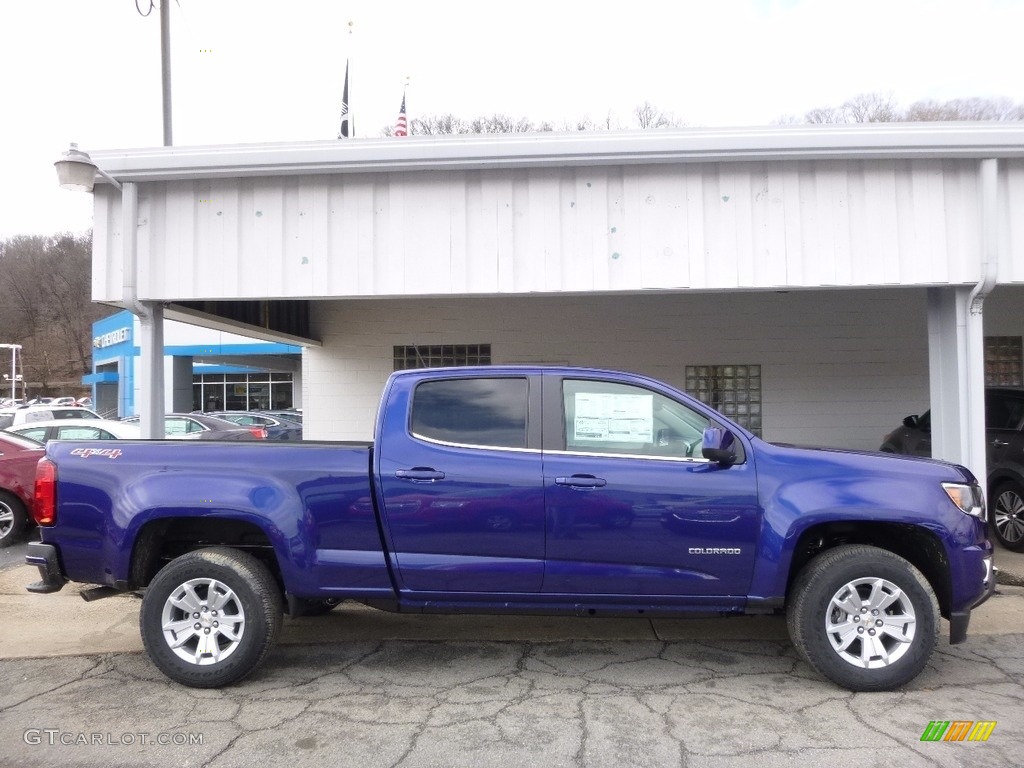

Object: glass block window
[685,364,762,436]
[394,344,491,371]
[985,336,1023,387]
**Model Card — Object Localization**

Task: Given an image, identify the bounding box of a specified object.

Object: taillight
[34,457,57,526]
[249,427,267,439]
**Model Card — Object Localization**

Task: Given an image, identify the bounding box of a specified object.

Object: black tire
[989,481,1024,552]
[140,547,283,688]
[0,491,28,548]
[787,544,938,692]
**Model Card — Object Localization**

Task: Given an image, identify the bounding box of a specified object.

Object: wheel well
[787,522,952,617]
[988,471,1023,496]
[129,517,282,591]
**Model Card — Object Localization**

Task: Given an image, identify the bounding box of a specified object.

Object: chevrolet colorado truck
[25,367,995,691]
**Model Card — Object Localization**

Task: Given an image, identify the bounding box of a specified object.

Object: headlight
[942,482,986,519]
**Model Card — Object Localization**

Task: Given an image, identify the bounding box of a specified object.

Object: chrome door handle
[555,475,607,488]
[395,468,445,482]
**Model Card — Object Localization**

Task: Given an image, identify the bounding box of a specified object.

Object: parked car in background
[207,411,303,440]
[0,431,44,546]
[0,406,102,430]
[881,387,1024,551]
[6,418,141,444]
[122,413,267,440]
[50,397,78,406]
[260,409,302,424]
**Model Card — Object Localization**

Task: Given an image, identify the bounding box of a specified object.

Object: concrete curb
[994,542,1024,586]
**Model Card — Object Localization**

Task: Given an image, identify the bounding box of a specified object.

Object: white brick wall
[303,288,957,450]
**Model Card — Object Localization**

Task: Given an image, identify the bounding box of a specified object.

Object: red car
[0,431,44,546]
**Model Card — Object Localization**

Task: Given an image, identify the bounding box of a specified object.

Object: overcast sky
[1,0,1022,240]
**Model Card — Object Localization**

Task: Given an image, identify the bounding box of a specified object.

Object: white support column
[925,158,998,487]
[169,355,194,413]
[137,304,165,437]
[121,181,166,438]
[927,287,986,483]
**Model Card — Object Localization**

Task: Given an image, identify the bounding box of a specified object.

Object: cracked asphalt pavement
[1,540,1022,767]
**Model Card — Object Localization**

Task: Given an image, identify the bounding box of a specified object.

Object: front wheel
[989,481,1024,552]
[787,545,938,691]
[140,547,283,688]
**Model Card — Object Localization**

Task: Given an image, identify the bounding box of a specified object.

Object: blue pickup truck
[26,367,995,691]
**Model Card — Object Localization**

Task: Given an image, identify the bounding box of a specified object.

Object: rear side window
[412,378,528,449]
[986,393,1024,431]
[15,427,48,443]
[59,427,109,440]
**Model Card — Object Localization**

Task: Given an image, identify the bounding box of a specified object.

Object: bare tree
[788,93,1024,125]
[407,114,470,136]
[634,101,682,129]
[906,96,1024,122]
[381,102,684,136]
[560,116,607,132]
[0,232,102,396]
[468,114,539,134]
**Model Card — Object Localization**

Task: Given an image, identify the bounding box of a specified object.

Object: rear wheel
[990,481,1024,552]
[140,547,282,688]
[0,491,27,548]
[787,544,938,691]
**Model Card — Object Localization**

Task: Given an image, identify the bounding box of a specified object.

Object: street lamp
[0,344,21,402]
[53,144,165,438]
[54,143,121,192]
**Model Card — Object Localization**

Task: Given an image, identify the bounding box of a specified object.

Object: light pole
[0,344,21,402]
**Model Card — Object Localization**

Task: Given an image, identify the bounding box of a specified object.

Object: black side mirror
[702,427,738,466]
[902,415,920,429]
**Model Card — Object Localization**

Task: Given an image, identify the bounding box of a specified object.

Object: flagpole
[337,59,350,139]
[337,21,354,139]
[394,77,409,137]
[349,20,355,138]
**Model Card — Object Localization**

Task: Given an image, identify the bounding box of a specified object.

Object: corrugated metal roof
[87,124,1024,305]
[87,123,1024,184]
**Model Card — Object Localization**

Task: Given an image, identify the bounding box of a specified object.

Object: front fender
[748,457,974,602]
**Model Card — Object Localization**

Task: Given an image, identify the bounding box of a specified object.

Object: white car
[6,418,140,444]
[0,406,102,430]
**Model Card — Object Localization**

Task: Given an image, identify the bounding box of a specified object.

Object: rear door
[541,374,760,596]
[986,390,1024,478]
[376,374,545,593]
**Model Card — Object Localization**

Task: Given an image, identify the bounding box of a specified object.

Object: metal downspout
[969,159,999,315]
[965,158,999,486]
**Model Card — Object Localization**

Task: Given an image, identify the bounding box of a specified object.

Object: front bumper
[948,553,996,645]
[25,542,66,594]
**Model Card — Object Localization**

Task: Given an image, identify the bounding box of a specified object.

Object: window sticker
[573,392,653,443]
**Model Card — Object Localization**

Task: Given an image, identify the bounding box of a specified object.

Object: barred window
[985,336,1023,387]
[393,344,491,371]
[685,364,762,437]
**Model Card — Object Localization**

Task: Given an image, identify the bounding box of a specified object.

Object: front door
[542,376,760,596]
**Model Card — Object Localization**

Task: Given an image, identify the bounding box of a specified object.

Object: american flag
[338,60,351,139]
[394,91,407,137]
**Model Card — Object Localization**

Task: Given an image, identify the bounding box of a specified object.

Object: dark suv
[881,387,1024,551]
